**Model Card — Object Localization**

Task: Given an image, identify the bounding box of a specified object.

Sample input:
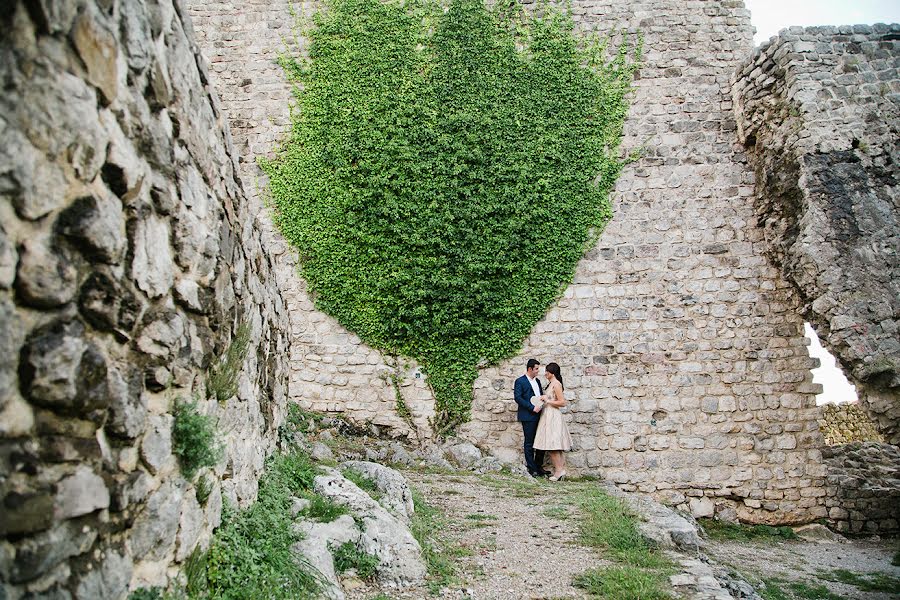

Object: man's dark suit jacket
[514,374,543,422]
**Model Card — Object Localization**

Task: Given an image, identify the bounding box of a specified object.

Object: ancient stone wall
[823,442,900,534]
[187,0,829,525]
[818,402,885,445]
[0,0,291,596]
[732,26,900,444]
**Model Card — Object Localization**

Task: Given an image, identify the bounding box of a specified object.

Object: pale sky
[745,0,900,46]
[805,323,858,406]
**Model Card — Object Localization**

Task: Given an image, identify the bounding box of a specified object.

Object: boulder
[130,212,174,298]
[445,441,482,469]
[10,518,97,583]
[292,514,360,600]
[53,466,110,521]
[418,445,453,471]
[56,193,125,264]
[15,238,78,308]
[603,482,700,553]
[341,461,415,524]
[793,523,845,544]
[311,442,335,462]
[313,468,426,586]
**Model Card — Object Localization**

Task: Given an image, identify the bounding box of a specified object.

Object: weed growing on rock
[202,452,324,599]
[207,323,250,404]
[300,494,348,522]
[342,468,383,501]
[173,399,223,480]
[332,541,380,581]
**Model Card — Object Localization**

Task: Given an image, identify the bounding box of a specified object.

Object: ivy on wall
[263,0,639,433]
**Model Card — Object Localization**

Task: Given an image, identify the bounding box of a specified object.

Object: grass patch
[207,323,251,403]
[195,476,213,506]
[818,568,900,593]
[202,452,324,599]
[410,486,458,594]
[700,519,796,542]
[465,513,497,521]
[573,484,674,598]
[342,467,382,500]
[542,505,570,520]
[332,541,379,581]
[300,494,348,523]
[173,399,223,480]
[573,565,671,600]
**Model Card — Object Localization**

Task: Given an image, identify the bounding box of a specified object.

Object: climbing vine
[263,0,640,433]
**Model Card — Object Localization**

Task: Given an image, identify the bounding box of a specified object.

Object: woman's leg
[549,451,561,476]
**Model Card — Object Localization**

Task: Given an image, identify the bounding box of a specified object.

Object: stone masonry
[186,0,836,525]
[732,26,900,444]
[1,1,291,597]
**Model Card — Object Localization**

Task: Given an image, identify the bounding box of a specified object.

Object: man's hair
[526,358,540,370]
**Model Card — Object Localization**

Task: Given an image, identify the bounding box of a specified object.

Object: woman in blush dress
[533,362,572,481]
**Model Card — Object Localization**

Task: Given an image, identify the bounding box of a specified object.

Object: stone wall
[818,402,885,445]
[0,1,291,597]
[823,442,900,534]
[732,26,900,444]
[187,0,830,525]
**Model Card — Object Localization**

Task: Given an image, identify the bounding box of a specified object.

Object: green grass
[542,505,570,520]
[342,467,382,500]
[201,452,324,599]
[700,519,796,542]
[410,487,458,594]
[759,576,849,600]
[332,541,380,581]
[572,484,675,598]
[464,513,497,521]
[299,494,348,522]
[573,566,671,600]
[818,568,900,593]
[759,578,792,600]
[173,399,223,480]
[195,476,212,506]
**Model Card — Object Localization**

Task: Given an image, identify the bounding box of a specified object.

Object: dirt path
[704,535,900,600]
[349,471,609,600]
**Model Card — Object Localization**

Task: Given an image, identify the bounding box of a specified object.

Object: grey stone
[314,468,426,586]
[15,238,78,308]
[129,480,184,560]
[71,6,120,104]
[0,223,17,287]
[135,309,185,362]
[342,461,415,524]
[21,320,111,415]
[99,109,145,200]
[293,514,360,600]
[0,130,69,221]
[793,523,845,543]
[176,489,203,562]
[141,414,173,475]
[72,549,132,600]
[119,0,153,73]
[78,270,144,337]
[445,441,482,469]
[419,445,452,471]
[131,213,174,298]
[56,193,125,264]
[0,297,24,410]
[106,366,147,439]
[174,278,208,313]
[290,497,311,517]
[111,471,152,512]
[10,519,97,583]
[54,466,110,520]
[0,491,54,536]
[603,482,701,553]
[311,441,335,462]
[23,0,79,34]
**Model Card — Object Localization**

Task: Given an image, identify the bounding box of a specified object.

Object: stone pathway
[347,471,607,599]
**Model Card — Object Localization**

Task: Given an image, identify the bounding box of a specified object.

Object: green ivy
[263,0,639,433]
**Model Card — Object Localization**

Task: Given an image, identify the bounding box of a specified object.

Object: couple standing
[514,358,572,480]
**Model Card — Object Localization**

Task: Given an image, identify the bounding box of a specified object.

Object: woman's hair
[546,362,564,390]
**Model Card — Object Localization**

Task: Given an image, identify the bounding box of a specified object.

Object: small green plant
[207,323,251,403]
[184,548,208,597]
[700,519,797,542]
[542,505,570,520]
[786,581,843,600]
[464,513,497,521]
[573,566,672,600]
[202,452,324,599]
[332,541,380,581]
[301,494,348,523]
[818,568,900,593]
[128,589,164,600]
[173,399,223,480]
[195,476,213,506]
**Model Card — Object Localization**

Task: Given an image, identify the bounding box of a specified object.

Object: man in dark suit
[514,358,548,477]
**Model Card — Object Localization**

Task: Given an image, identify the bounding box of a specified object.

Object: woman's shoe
[549,470,567,482]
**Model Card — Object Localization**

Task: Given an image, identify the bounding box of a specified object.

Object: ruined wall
[188,0,829,525]
[818,402,885,445]
[0,0,291,596]
[823,442,900,534]
[732,25,900,444]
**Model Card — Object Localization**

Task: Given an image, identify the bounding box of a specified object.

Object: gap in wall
[804,322,858,406]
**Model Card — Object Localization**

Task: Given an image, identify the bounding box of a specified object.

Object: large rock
[10,518,97,584]
[72,547,132,600]
[341,461,415,525]
[140,414,173,475]
[603,482,701,553]
[54,466,110,520]
[78,270,144,337]
[445,441,483,469]
[129,480,184,560]
[106,366,147,439]
[130,212,174,298]
[176,489,203,562]
[293,514,360,600]
[57,193,125,264]
[15,237,78,308]
[313,468,426,586]
[1,129,69,221]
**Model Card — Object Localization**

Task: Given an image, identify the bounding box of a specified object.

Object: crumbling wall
[732,25,900,444]
[818,402,885,445]
[0,0,291,596]
[822,442,900,534]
